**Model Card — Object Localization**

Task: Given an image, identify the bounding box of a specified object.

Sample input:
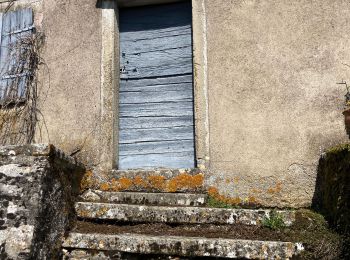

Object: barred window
[0,8,34,105]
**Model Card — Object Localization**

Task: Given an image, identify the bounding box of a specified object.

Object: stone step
[80,190,208,206]
[62,232,303,259]
[104,168,205,193]
[76,202,295,226]
[111,168,202,179]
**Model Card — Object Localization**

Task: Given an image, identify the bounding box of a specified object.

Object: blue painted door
[118,2,195,169]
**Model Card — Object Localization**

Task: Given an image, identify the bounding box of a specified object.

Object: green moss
[326,142,350,154]
[315,144,350,236]
[308,143,350,258]
[288,209,343,260]
[207,196,237,209]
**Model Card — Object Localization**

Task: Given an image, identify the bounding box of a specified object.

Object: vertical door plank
[118,2,195,169]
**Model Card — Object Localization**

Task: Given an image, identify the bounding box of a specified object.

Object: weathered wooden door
[118,2,195,169]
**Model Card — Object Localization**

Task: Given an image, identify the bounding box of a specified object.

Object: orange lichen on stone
[166,181,178,192]
[166,173,204,192]
[208,186,219,197]
[80,170,96,191]
[97,177,133,192]
[99,183,111,191]
[213,193,240,205]
[207,186,258,206]
[77,209,90,218]
[248,196,257,204]
[275,182,282,192]
[81,171,204,193]
[267,182,283,194]
[228,197,242,204]
[216,194,226,202]
[251,188,262,194]
[191,174,204,188]
[95,207,109,217]
[147,175,166,190]
[117,177,133,191]
[109,178,119,191]
[133,176,148,188]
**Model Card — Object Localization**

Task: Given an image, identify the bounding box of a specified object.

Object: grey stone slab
[0,143,52,157]
[80,190,208,207]
[111,168,202,179]
[62,249,121,260]
[0,144,84,259]
[63,232,303,259]
[76,202,295,226]
[0,143,83,169]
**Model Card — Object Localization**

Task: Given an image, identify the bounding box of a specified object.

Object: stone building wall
[36,0,102,168]
[1,0,349,208]
[204,0,350,207]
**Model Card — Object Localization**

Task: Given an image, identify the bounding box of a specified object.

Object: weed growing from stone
[262,210,286,230]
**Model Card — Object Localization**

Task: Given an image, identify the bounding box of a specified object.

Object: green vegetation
[314,144,350,258]
[326,142,350,154]
[262,210,286,230]
[206,191,347,258]
[288,209,343,260]
[206,196,237,209]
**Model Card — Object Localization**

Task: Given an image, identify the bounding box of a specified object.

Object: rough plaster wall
[0,0,42,13]
[37,0,102,167]
[205,0,350,207]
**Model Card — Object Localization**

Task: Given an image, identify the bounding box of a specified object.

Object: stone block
[0,144,84,259]
[75,202,295,226]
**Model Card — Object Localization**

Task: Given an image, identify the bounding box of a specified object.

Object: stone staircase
[62,170,303,260]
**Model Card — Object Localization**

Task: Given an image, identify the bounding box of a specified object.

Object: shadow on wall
[96,0,102,8]
[312,144,350,257]
[96,0,116,9]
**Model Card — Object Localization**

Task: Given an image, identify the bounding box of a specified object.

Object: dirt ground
[74,220,294,242]
[72,210,345,260]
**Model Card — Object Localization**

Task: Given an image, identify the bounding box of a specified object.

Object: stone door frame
[99,0,210,172]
